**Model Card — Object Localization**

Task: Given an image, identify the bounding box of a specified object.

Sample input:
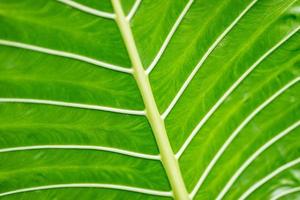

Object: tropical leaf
[0,0,299,199]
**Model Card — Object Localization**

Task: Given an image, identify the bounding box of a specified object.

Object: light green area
[0,0,299,199]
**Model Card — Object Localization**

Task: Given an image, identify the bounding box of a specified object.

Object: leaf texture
[0,0,299,199]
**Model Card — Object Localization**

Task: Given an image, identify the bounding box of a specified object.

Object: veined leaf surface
[0,0,299,199]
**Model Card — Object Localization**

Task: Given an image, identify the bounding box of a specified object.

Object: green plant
[0,0,299,199]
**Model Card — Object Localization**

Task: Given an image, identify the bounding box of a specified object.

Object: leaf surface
[0,0,299,199]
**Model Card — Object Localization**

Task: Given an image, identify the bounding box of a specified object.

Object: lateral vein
[0,145,160,160]
[0,98,145,116]
[146,0,194,74]
[57,0,115,19]
[271,187,300,200]
[0,183,172,197]
[0,39,132,74]
[126,0,142,21]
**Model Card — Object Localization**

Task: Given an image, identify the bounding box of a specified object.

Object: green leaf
[0,0,299,199]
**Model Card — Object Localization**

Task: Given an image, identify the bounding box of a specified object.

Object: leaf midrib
[111,0,190,199]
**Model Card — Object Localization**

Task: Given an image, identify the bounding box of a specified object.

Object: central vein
[111,0,189,199]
